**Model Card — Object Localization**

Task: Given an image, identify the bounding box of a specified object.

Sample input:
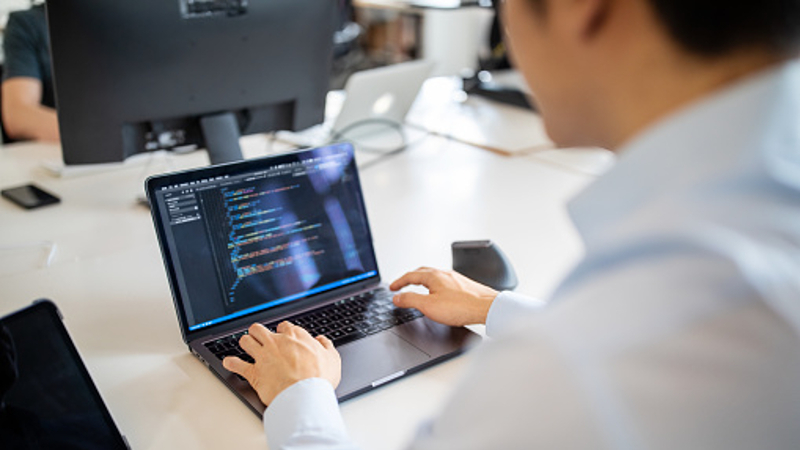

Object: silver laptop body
[146,143,476,415]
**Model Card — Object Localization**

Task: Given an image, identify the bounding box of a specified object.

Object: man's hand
[222,322,341,406]
[390,267,499,327]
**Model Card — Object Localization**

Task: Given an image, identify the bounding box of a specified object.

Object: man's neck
[603,49,786,151]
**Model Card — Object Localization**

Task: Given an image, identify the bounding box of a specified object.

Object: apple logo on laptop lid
[372,92,395,116]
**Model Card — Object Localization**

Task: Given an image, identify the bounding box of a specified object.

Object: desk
[1,109,606,449]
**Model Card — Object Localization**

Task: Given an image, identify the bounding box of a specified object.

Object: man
[225,0,800,447]
[2,3,59,143]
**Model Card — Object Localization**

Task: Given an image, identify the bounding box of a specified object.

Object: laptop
[277,59,435,147]
[0,300,130,449]
[146,143,476,415]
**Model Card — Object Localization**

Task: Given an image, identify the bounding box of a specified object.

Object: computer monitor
[46,0,335,166]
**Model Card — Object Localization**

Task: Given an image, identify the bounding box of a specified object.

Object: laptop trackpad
[336,331,430,398]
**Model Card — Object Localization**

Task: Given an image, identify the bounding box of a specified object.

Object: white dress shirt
[263,62,800,449]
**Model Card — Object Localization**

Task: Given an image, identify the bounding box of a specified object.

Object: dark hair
[527,0,800,57]
[649,0,800,56]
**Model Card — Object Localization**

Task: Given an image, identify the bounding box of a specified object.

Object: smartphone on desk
[2,183,61,210]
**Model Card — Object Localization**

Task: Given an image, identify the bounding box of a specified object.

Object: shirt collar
[567,61,800,249]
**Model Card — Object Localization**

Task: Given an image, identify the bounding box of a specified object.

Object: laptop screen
[149,144,379,333]
[0,301,128,449]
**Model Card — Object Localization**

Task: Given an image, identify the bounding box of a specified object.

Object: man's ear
[570,0,612,42]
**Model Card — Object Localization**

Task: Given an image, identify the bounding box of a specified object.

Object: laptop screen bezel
[146,144,382,343]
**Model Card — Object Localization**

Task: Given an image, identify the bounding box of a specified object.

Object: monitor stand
[200,112,244,165]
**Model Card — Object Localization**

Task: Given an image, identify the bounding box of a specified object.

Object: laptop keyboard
[204,288,423,363]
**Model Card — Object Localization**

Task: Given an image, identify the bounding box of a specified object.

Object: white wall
[421,7,494,77]
[1,0,33,28]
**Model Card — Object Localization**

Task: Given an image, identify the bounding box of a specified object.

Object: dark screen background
[0,303,127,449]
[159,145,379,330]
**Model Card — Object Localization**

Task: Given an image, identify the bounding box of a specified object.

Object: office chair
[333,0,360,58]
[330,0,368,90]
[462,0,534,110]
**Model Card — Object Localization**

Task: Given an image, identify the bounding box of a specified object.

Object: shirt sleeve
[2,11,42,81]
[263,378,361,450]
[259,292,546,449]
[485,291,546,337]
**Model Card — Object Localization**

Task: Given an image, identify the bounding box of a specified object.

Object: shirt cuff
[263,378,350,448]
[485,291,546,337]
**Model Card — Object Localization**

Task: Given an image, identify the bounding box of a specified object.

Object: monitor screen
[149,144,380,333]
[47,0,335,165]
[0,301,128,450]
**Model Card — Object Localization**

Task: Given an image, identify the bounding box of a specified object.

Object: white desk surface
[0,105,610,449]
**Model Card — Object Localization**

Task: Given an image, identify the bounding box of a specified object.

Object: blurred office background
[0,0,494,86]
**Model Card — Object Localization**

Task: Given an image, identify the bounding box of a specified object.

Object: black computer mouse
[452,240,518,291]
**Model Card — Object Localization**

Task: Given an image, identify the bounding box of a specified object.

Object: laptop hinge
[187,278,384,343]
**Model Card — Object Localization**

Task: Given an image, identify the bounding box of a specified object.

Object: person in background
[224,0,800,448]
[2,2,59,143]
